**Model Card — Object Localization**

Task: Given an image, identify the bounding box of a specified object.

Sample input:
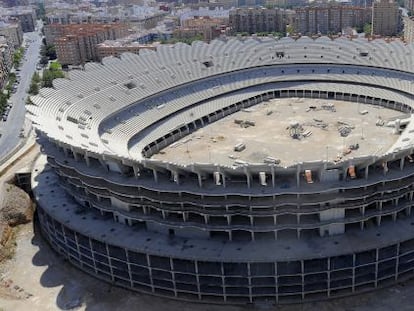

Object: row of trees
[0,93,8,115]
[12,47,24,68]
[159,34,204,45]
[39,41,56,66]
[28,61,65,97]
[0,72,17,114]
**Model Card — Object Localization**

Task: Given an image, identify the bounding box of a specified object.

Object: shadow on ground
[29,213,247,311]
[29,213,414,311]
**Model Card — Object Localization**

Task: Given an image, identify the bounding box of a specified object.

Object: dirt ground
[0,223,412,311]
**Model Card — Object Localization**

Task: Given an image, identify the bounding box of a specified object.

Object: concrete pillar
[133,165,140,178]
[99,158,108,171]
[172,171,179,184]
[376,216,381,226]
[197,173,203,188]
[85,155,90,167]
[152,169,158,183]
[365,166,369,179]
[271,166,275,188]
[243,167,251,188]
[296,165,301,187]
[400,157,405,170]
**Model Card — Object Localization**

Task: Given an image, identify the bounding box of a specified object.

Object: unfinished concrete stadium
[28,36,414,305]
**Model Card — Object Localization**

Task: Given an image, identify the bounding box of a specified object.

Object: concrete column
[194,260,202,299]
[296,165,301,187]
[85,155,90,167]
[375,248,379,288]
[365,166,369,179]
[271,166,275,188]
[152,169,158,183]
[376,216,381,226]
[197,173,203,188]
[400,157,405,170]
[243,166,251,188]
[99,158,108,171]
[132,165,140,178]
[170,257,177,297]
[172,171,179,185]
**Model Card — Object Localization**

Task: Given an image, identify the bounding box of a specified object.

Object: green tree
[363,23,372,35]
[45,44,57,60]
[28,81,39,95]
[0,93,8,114]
[32,72,41,84]
[42,62,65,88]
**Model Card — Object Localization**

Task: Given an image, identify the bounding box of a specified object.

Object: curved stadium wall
[28,36,414,304]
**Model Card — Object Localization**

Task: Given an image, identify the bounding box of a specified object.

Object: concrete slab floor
[153,98,402,167]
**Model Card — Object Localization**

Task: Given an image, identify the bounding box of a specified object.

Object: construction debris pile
[337,121,355,137]
[305,102,336,112]
[303,119,328,130]
[234,119,256,128]
[286,120,319,139]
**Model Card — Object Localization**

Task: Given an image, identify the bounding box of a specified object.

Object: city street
[0,21,42,160]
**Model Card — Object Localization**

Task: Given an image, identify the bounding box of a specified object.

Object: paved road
[0,21,42,160]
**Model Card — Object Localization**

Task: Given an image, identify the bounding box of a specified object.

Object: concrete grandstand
[28,36,414,304]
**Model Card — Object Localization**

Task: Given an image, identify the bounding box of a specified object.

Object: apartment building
[47,24,129,65]
[405,0,414,14]
[0,36,13,89]
[0,19,23,48]
[9,11,35,32]
[174,16,229,42]
[371,0,399,36]
[404,16,414,43]
[96,41,158,60]
[295,6,371,35]
[229,7,294,34]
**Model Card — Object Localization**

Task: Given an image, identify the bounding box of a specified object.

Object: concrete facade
[294,6,371,35]
[404,16,414,43]
[0,20,23,48]
[47,23,130,65]
[28,37,414,304]
[371,0,399,36]
[229,7,293,34]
